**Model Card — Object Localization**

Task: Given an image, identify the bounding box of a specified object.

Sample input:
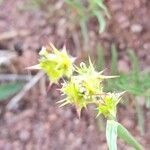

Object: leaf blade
[106,120,118,150]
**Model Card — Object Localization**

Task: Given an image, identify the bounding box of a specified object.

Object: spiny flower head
[75,61,103,96]
[96,92,124,119]
[28,43,124,119]
[59,77,89,116]
[39,44,74,83]
[59,59,116,116]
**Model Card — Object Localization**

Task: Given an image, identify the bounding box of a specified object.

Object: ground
[0,0,150,149]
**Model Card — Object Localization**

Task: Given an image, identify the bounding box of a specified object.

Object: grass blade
[128,50,140,77]
[80,18,89,48]
[146,96,150,109]
[96,44,105,71]
[95,0,110,18]
[111,44,118,75]
[106,120,143,150]
[106,120,118,150]
[94,10,106,33]
[0,82,24,101]
[117,122,143,150]
[135,97,145,135]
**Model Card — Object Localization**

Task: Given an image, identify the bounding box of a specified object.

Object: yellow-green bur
[96,95,120,118]
[60,79,88,113]
[40,58,61,83]
[39,46,73,83]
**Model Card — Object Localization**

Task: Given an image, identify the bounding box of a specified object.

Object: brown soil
[0,0,150,149]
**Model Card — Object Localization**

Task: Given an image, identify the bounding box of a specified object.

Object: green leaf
[106,120,118,150]
[94,10,106,33]
[65,0,85,17]
[96,44,105,71]
[106,120,143,150]
[128,50,140,76]
[146,96,150,109]
[94,0,110,18]
[135,97,145,135]
[0,82,24,101]
[80,18,89,47]
[111,44,118,75]
[117,122,143,150]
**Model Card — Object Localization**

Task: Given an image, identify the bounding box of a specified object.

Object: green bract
[60,77,89,115]
[96,93,123,118]
[75,61,104,96]
[39,44,74,83]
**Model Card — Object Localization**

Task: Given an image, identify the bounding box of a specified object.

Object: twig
[7,71,45,110]
[0,74,33,81]
[39,75,47,96]
[0,30,30,41]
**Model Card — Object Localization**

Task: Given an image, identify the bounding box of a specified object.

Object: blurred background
[0,0,150,149]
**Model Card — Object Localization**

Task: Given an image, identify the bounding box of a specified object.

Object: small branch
[39,75,47,96]
[0,74,33,81]
[7,71,45,110]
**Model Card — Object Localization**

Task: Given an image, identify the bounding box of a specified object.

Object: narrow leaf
[0,82,24,101]
[96,44,105,71]
[117,123,143,150]
[94,10,106,33]
[80,18,88,47]
[111,44,118,75]
[135,97,145,135]
[106,120,118,150]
